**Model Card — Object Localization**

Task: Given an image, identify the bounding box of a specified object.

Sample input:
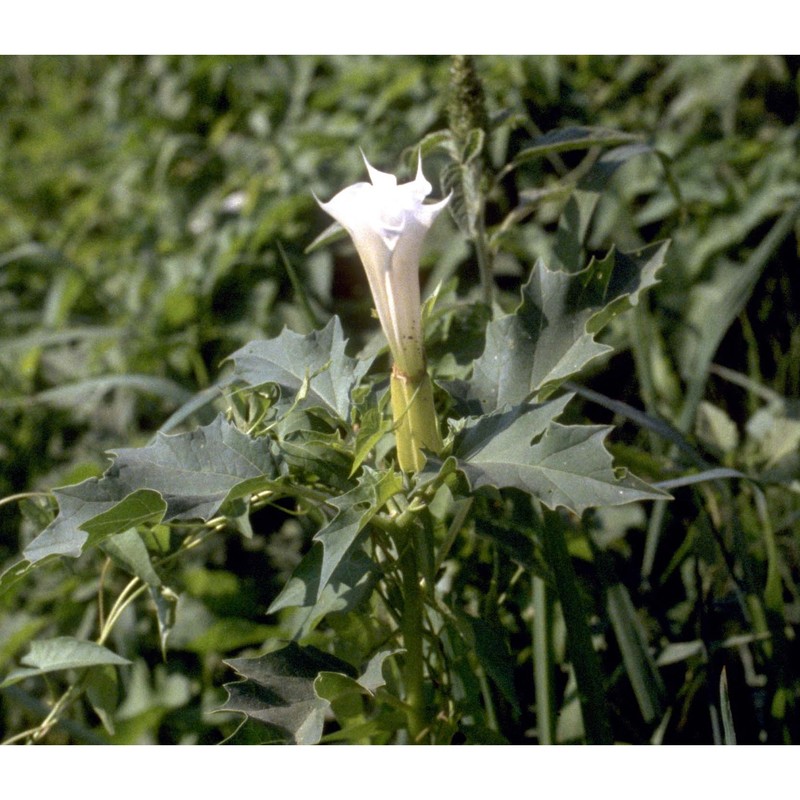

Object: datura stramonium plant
[318,155,449,472]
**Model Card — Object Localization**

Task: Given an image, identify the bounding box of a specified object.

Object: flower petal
[363,154,398,191]
[318,156,448,377]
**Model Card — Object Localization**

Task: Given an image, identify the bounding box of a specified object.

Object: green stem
[532,575,556,744]
[474,215,494,308]
[0,491,52,509]
[0,686,106,745]
[399,538,426,742]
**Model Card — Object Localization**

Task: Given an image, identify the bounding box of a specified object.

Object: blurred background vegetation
[1,55,799,744]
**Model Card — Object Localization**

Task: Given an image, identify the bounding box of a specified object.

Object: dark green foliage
[2,55,799,746]
[222,643,357,745]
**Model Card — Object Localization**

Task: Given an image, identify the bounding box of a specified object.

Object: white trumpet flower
[317,155,450,380]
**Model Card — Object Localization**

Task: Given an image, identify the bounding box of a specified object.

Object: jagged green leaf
[227,316,371,421]
[578,245,666,334]
[314,671,366,704]
[221,642,356,745]
[315,468,403,593]
[266,542,377,636]
[460,243,668,413]
[454,397,668,514]
[357,648,402,695]
[268,467,403,624]
[313,647,406,742]
[1,637,130,687]
[24,487,167,563]
[274,409,353,491]
[24,415,279,563]
[350,396,394,477]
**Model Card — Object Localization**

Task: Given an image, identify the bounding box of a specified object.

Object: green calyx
[390,368,443,473]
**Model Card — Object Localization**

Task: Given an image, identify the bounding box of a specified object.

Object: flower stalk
[319,155,449,471]
[399,532,427,741]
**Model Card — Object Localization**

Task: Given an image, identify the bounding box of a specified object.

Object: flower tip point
[360,149,380,182]
[311,189,330,212]
[415,150,425,179]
